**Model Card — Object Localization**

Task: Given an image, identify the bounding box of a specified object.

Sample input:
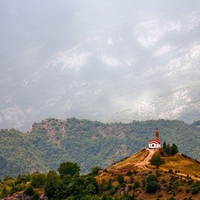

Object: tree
[44,170,60,199]
[117,175,124,185]
[171,144,178,155]
[24,186,35,196]
[146,174,158,183]
[146,181,160,193]
[150,154,164,167]
[145,174,160,193]
[90,166,102,175]
[30,172,46,188]
[58,162,80,179]
[133,181,140,189]
[163,141,166,151]
[165,144,172,155]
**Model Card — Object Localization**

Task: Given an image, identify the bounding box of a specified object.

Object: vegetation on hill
[1,148,200,200]
[0,118,200,178]
[95,148,200,200]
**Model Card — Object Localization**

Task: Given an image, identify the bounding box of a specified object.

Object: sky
[1,1,200,130]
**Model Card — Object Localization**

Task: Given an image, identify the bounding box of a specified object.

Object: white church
[148,128,161,149]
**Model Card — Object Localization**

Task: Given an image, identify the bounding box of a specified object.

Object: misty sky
[1,1,200,130]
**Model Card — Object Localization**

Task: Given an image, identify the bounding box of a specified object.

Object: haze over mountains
[1,0,200,131]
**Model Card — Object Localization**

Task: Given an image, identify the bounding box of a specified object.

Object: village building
[148,128,161,149]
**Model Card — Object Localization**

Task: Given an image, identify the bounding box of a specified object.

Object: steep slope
[0,129,45,178]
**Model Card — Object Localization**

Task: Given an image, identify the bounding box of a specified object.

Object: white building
[148,129,161,149]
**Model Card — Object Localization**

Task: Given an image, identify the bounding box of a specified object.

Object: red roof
[148,139,161,144]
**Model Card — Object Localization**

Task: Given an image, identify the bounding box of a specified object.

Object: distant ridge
[0,118,200,178]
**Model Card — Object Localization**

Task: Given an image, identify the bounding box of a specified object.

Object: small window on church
[152,144,154,147]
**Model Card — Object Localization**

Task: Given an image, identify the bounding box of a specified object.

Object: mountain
[0,118,200,179]
[1,1,200,131]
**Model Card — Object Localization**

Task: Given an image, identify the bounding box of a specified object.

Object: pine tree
[171,144,178,155]
[163,141,166,151]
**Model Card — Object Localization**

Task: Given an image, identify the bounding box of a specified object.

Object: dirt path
[135,148,155,169]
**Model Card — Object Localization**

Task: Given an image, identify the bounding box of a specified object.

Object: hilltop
[96,148,200,200]
[0,118,200,178]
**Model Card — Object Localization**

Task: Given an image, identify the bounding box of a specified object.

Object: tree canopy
[58,162,80,179]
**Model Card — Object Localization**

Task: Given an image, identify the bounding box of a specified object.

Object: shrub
[24,186,35,196]
[133,181,140,189]
[117,176,124,185]
[146,174,158,183]
[150,154,164,167]
[146,181,160,193]
[126,171,133,176]
[145,174,160,193]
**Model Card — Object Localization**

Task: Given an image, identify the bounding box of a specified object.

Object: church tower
[148,128,161,149]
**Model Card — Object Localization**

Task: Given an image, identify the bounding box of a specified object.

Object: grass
[108,148,149,171]
[160,154,200,180]
[96,149,200,199]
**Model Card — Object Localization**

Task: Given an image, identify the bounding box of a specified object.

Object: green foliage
[190,181,200,194]
[150,153,165,167]
[133,181,140,189]
[126,171,133,176]
[117,175,124,185]
[58,162,80,178]
[146,174,158,183]
[44,170,60,199]
[31,192,40,200]
[145,174,160,193]
[1,158,200,200]
[101,192,112,200]
[30,172,46,188]
[171,144,179,155]
[90,166,102,176]
[162,142,179,156]
[146,181,160,193]
[24,186,35,196]
[0,118,199,179]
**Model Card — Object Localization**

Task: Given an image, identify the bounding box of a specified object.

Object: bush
[150,154,164,167]
[24,186,35,196]
[146,181,160,193]
[146,174,158,183]
[117,176,124,185]
[58,162,80,178]
[126,171,133,176]
[145,174,160,193]
[133,181,140,189]
[30,192,40,200]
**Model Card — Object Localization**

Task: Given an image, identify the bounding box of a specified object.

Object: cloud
[153,44,175,57]
[134,19,180,48]
[100,55,121,67]
[190,44,200,59]
[107,38,114,45]
[47,47,92,72]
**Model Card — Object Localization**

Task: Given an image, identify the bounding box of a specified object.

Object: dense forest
[0,118,200,178]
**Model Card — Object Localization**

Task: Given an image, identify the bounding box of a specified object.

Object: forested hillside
[0,118,200,178]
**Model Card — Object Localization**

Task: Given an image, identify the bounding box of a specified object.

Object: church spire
[155,128,159,140]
